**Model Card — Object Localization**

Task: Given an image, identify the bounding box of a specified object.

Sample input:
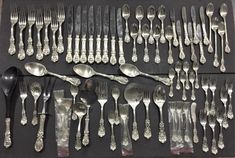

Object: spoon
[73,64,128,84]
[189,71,196,101]
[124,83,143,141]
[70,85,79,120]
[1,67,18,148]
[220,3,230,53]
[168,68,175,97]
[108,111,116,151]
[147,5,155,44]
[165,25,174,64]
[180,71,187,101]
[130,23,138,62]
[30,82,42,126]
[24,62,80,86]
[193,61,199,89]
[183,61,190,90]
[120,63,171,86]
[153,25,161,64]
[153,85,167,143]
[122,4,131,43]
[206,2,214,53]
[136,5,144,44]
[158,5,166,43]
[111,85,120,125]
[175,61,182,90]
[218,22,226,72]
[211,17,219,67]
[142,24,150,62]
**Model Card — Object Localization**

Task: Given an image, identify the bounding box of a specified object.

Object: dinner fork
[17,8,26,60]
[208,113,218,155]
[42,8,51,56]
[209,78,216,115]
[226,80,234,119]
[35,9,43,60]
[220,87,229,128]
[199,110,209,152]
[26,7,35,56]
[57,3,65,53]
[51,9,59,62]
[8,5,18,55]
[202,76,209,114]
[19,80,28,125]
[96,81,108,137]
[143,91,152,139]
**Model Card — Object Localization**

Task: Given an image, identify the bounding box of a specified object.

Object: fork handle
[42,26,50,56]
[82,107,90,146]
[8,26,16,55]
[57,26,64,53]
[34,114,46,152]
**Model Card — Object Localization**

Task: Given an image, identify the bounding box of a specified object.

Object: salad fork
[17,9,26,60]
[209,78,216,115]
[199,110,209,152]
[202,76,209,114]
[19,80,28,125]
[8,6,18,55]
[35,9,43,60]
[208,113,218,155]
[51,10,59,62]
[26,7,35,56]
[220,87,229,128]
[57,3,65,53]
[226,80,234,119]
[143,91,152,139]
[42,8,51,56]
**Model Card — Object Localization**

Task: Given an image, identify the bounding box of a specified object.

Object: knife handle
[95,35,102,63]
[118,38,125,65]
[172,23,179,47]
[4,118,11,148]
[73,36,80,63]
[193,22,199,44]
[88,36,94,64]
[202,23,209,45]
[183,23,190,46]
[102,35,109,64]
[110,37,117,65]
[66,35,73,63]
[80,36,87,63]
[34,114,46,152]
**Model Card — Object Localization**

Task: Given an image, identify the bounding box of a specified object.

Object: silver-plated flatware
[153,25,161,63]
[188,22,197,62]
[130,23,138,62]
[216,107,225,149]
[193,61,199,89]
[220,87,229,128]
[191,6,199,44]
[168,68,175,97]
[111,85,120,125]
[218,22,226,72]
[176,20,185,60]
[87,6,95,64]
[226,80,234,119]
[220,3,230,53]
[182,6,190,45]
[73,6,81,63]
[202,76,209,114]
[35,9,43,60]
[165,25,174,64]
[122,4,131,43]
[206,2,214,53]
[191,102,198,143]
[95,6,102,63]
[19,81,28,125]
[199,6,209,45]
[108,111,117,151]
[18,9,26,60]
[80,6,88,63]
[136,5,144,44]
[102,5,109,64]
[117,8,125,65]
[199,110,209,152]
[183,61,190,90]
[8,6,18,55]
[197,24,206,64]
[175,61,182,90]
[170,8,178,47]
[158,5,166,44]
[142,24,150,63]
[30,82,41,126]
[110,7,117,65]
[51,9,59,62]
[211,17,219,67]
[147,5,155,44]
[70,84,79,120]
[26,7,35,56]
[57,3,65,53]
[208,114,218,155]
[143,91,152,139]
[42,8,51,56]
[180,71,187,101]
[189,71,196,101]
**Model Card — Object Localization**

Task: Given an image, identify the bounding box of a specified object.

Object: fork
[8,5,18,55]
[19,80,28,125]
[17,8,26,60]
[42,8,51,56]
[57,3,65,53]
[226,80,234,119]
[208,113,218,155]
[216,107,224,149]
[220,87,229,128]
[143,91,152,139]
[209,78,216,115]
[202,76,209,114]
[51,9,59,62]
[26,7,35,56]
[199,110,209,152]
[96,81,108,137]
[35,9,43,60]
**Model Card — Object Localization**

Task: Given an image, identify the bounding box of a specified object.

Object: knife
[110,7,117,65]
[117,8,125,65]
[176,20,185,60]
[191,6,199,44]
[191,102,199,143]
[188,22,197,62]
[66,5,73,63]
[80,6,87,63]
[95,6,102,63]
[102,5,109,64]
[170,8,178,47]
[182,6,190,46]
[199,6,209,45]
[87,6,95,64]
[73,5,81,63]
[197,24,206,64]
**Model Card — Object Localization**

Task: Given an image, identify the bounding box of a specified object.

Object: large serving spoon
[73,64,128,84]
[1,67,19,148]
[120,63,170,86]
[24,62,80,86]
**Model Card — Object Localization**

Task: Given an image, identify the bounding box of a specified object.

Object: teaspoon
[197,24,206,64]
[153,25,161,64]
[169,68,175,97]
[206,3,214,53]
[130,23,138,62]
[218,22,226,72]
[175,61,182,90]
[189,71,196,101]
[183,61,190,90]
[220,3,230,53]
[136,5,144,44]
[158,5,166,43]
[147,5,155,44]
[142,24,150,62]
[165,25,174,64]
[193,61,199,89]
[122,4,131,43]
[211,17,219,67]
[180,71,187,101]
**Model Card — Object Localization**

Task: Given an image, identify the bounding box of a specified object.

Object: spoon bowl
[122,4,130,20]
[73,64,95,78]
[206,3,214,17]
[25,62,47,76]
[220,3,228,17]
[120,64,140,77]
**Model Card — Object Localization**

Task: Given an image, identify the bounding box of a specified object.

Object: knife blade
[188,22,193,39]
[176,20,182,36]
[199,6,205,24]
[191,6,196,23]
[182,6,187,23]
[170,8,176,23]
[88,6,94,36]
[117,7,123,37]
[110,7,116,37]
[67,6,74,35]
[103,5,109,36]
[81,6,87,36]
[75,6,81,35]
[96,6,102,36]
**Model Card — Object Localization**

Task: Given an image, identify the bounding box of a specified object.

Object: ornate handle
[195,72,199,89]
[225,41,231,53]
[191,85,196,101]
[57,26,64,53]
[108,75,129,85]
[185,73,190,90]
[158,121,166,143]
[144,119,152,139]
[42,26,50,56]
[193,127,199,143]
[167,42,173,64]
[132,40,138,62]
[98,118,105,137]
[80,36,87,63]
[95,36,102,63]
[150,75,171,86]
[124,20,130,43]
[137,22,143,44]
[176,73,181,90]
[211,138,218,155]
[118,38,125,65]
[62,76,81,86]
[26,27,34,56]
[20,100,27,125]
[4,118,11,148]
[122,120,129,146]
[34,115,46,152]
[143,42,149,63]
[202,23,209,45]
[82,108,90,146]
[202,131,209,152]
[193,22,199,44]
[218,133,224,149]
[66,36,73,63]
[110,132,116,151]
[73,36,80,63]
[102,35,109,63]
[178,37,185,60]
[172,23,179,47]
[183,23,190,46]
[114,104,120,125]
[154,41,160,64]
[182,83,187,101]
[51,33,59,62]
[222,113,229,129]
[75,131,82,151]
[190,42,197,62]
[199,42,206,64]
[88,36,95,64]
[110,37,117,65]
[169,80,174,97]
[149,22,154,44]
[8,26,16,55]
[160,22,166,44]
[132,121,139,141]
[32,100,38,126]
[228,102,234,119]
[224,21,230,53]
[18,31,26,60]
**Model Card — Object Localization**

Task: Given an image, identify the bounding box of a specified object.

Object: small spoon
[183,61,190,90]
[180,71,187,101]
[165,25,174,64]
[142,24,150,62]
[175,61,182,90]
[147,5,155,44]
[130,23,138,62]
[136,5,144,44]
[168,68,175,97]
[218,22,226,72]
[111,85,120,125]
[206,2,214,53]
[158,5,166,43]
[211,17,219,67]
[122,4,131,43]
[193,61,199,89]
[220,3,230,53]
[73,64,128,84]
[153,25,161,64]
[189,71,196,101]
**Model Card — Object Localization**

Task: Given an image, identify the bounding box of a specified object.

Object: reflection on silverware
[111,85,120,125]
[182,6,190,46]
[168,68,175,97]
[175,61,182,90]
[57,3,65,53]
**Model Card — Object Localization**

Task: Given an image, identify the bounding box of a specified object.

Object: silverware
[182,6,190,45]
[189,71,196,101]
[102,5,109,64]
[25,62,80,86]
[226,80,234,119]
[168,68,175,97]
[216,107,225,149]
[180,71,187,101]
[95,6,102,63]
[18,9,26,60]
[147,5,155,44]
[165,25,174,64]
[191,6,199,44]
[108,111,117,151]
[130,23,138,62]
[153,25,161,63]
[87,6,95,64]
[26,7,35,56]
[193,61,199,89]
[8,6,18,55]
[199,6,209,45]
[220,87,229,128]
[188,22,197,62]
[175,61,182,90]
[120,63,171,86]
[170,8,178,47]
[220,3,230,53]
[73,64,128,84]
[153,85,167,143]
[202,76,209,114]
[199,110,209,152]
[35,9,43,60]
[191,102,198,143]
[183,61,190,90]
[124,83,143,141]
[57,3,65,53]
[111,85,120,125]
[142,24,150,63]
[19,80,28,125]
[51,9,59,62]
[206,2,214,53]
[80,6,88,63]
[117,8,125,65]
[197,24,206,64]
[73,6,81,63]
[218,22,226,72]
[30,82,42,126]
[211,17,219,67]
[65,6,74,63]
[122,4,131,43]
[183,102,191,143]
[136,5,144,44]
[143,91,152,139]
[209,78,216,115]
[110,7,117,65]
[42,8,51,56]
[176,20,185,60]
[208,113,218,155]
[158,5,166,44]
[70,85,79,120]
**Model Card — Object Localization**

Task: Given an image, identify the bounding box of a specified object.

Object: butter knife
[110,7,117,65]
[95,6,102,63]
[102,5,109,64]
[188,22,197,62]
[87,6,95,64]
[176,20,185,60]
[80,6,87,63]
[117,8,125,65]
[191,102,199,143]
[197,24,206,64]
[199,6,209,45]
[191,6,199,44]
[73,5,81,63]
[170,8,178,47]
[66,6,73,63]
[182,6,190,45]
